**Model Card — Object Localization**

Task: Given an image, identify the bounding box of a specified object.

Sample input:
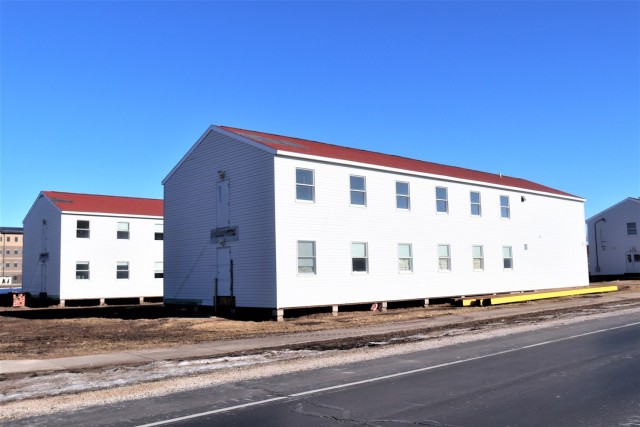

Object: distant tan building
[1,227,23,287]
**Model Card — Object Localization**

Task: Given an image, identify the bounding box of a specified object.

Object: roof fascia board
[276,151,585,202]
[586,197,640,222]
[162,126,277,185]
[60,211,163,220]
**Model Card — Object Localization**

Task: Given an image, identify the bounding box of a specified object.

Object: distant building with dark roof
[163,125,589,320]
[22,191,164,305]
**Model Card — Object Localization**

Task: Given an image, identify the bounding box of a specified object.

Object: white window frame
[436,186,448,213]
[297,241,317,274]
[117,222,130,239]
[396,181,410,210]
[155,223,164,240]
[470,191,482,216]
[351,242,368,273]
[472,245,484,271]
[296,168,315,202]
[627,222,638,236]
[438,244,451,271]
[76,262,90,280]
[76,220,90,238]
[500,195,510,219]
[117,261,130,279]
[350,175,367,206]
[398,243,413,272]
[503,246,513,270]
[155,262,164,278]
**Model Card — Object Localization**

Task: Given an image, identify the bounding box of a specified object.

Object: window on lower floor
[627,222,638,236]
[76,220,90,238]
[352,242,368,272]
[438,244,451,271]
[117,222,130,239]
[503,246,513,269]
[155,262,164,278]
[398,243,413,272]
[297,241,317,274]
[76,262,90,279]
[472,245,484,270]
[117,262,129,279]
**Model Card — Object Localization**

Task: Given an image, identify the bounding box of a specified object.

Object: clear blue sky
[1,0,638,227]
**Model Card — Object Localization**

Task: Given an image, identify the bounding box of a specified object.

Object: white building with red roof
[163,125,588,319]
[22,191,164,305]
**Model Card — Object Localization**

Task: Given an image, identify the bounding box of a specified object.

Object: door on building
[216,247,234,307]
[625,253,640,273]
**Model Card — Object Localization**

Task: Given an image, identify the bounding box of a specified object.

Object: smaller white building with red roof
[22,191,164,305]
[163,125,589,319]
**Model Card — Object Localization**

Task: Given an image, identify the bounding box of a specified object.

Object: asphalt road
[9,311,640,427]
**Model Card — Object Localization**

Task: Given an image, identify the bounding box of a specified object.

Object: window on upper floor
[296,168,315,202]
[396,181,410,210]
[500,195,510,219]
[398,243,413,272]
[470,191,482,216]
[297,241,317,274]
[352,242,368,273]
[76,262,90,280]
[350,175,366,206]
[117,261,129,279]
[503,246,513,269]
[155,262,164,279]
[76,220,90,238]
[472,245,484,270]
[436,187,448,213]
[155,223,164,240]
[117,222,130,239]
[438,244,451,271]
[627,222,638,236]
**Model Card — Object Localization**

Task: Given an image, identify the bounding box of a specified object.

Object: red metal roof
[42,191,163,217]
[219,126,579,199]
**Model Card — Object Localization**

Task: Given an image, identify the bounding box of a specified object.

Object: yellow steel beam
[460,285,618,307]
[489,285,618,305]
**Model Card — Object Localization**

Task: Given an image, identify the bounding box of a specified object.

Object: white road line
[137,321,640,427]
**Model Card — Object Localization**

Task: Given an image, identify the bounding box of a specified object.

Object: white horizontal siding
[58,214,163,300]
[163,130,276,307]
[22,196,62,297]
[274,157,588,308]
[586,199,640,275]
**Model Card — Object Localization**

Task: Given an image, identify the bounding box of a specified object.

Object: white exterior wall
[22,196,62,297]
[163,130,277,307]
[587,199,640,276]
[58,214,163,300]
[274,156,588,309]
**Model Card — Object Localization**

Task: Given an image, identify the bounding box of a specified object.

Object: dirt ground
[1,281,638,360]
